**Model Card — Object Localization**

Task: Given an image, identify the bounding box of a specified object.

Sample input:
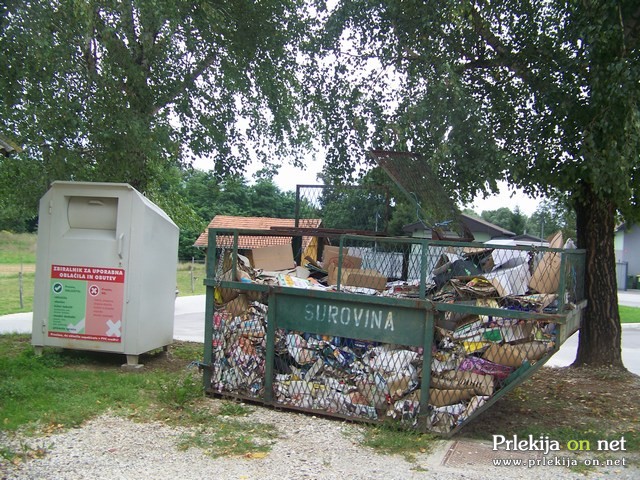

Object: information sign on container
[48,264,125,343]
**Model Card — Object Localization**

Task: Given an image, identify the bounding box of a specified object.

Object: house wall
[621,225,640,279]
[615,229,624,263]
[471,232,492,243]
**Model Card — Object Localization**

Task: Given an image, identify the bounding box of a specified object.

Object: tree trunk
[573,185,624,369]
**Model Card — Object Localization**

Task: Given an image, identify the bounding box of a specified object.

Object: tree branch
[622,4,640,53]
[151,51,219,115]
[81,7,99,81]
[466,3,532,83]
[120,0,142,63]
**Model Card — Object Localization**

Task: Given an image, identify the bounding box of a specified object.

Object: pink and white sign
[48,265,125,343]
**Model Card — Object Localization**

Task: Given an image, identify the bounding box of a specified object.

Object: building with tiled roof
[194,215,322,262]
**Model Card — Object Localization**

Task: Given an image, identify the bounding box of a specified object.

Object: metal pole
[190,257,195,293]
[294,185,301,228]
[19,262,24,309]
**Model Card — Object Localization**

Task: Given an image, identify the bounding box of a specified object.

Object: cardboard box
[250,244,295,271]
[342,269,387,291]
[322,245,348,266]
[529,231,563,294]
[326,256,363,285]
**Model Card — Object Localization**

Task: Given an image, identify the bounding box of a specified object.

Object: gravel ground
[2,406,637,480]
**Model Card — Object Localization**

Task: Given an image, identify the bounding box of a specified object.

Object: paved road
[544,290,640,372]
[619,289,640,307]
[2,291,639,374]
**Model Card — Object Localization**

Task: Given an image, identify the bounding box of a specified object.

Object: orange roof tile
[194,215,322,249]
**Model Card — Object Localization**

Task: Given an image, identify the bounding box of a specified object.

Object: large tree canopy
[314,0,640,368]
[0,0,319,204]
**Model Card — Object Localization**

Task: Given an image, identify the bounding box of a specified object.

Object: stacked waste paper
[210,232,577,432]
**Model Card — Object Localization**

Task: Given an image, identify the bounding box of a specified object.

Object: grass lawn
[0,335,286,465]
[620,305,640,324]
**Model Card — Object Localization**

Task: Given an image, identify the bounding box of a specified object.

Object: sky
[263,160,541,217]
[195,156,541,217]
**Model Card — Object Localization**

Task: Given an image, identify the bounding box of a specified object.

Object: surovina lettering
[304,304,394,331]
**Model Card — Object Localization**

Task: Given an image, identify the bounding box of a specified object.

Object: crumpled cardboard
[222,293,249,317]
[429,388,476,407]
[459,395,489,422]
[386,365,418,401]
[529,231,563,294]
[512,341,551,362]
[431,370,494,396]
[450,277,497,297]
[430,411,456,433]
[482,343,527,368]
[215,269,239,304]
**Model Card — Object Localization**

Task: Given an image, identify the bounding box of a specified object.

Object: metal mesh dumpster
[202,229,585,435]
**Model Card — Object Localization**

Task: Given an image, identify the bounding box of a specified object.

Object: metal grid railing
[203,230,586,434]
[333,235,585,305]
[294,184,390,233]
[369,150,473,241]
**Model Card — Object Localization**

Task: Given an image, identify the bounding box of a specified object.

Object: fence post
[19,262,24,309]
[190,257,195,293]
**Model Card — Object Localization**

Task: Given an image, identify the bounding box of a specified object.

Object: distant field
[176,261,206,296]
[0,231,37,264]
[0,232,37,314]
[0,262,204,315]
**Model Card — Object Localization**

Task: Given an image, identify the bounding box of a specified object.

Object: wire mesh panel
[273,331,421,421]
[426,306,560,433]
[210,303,268,398]
[268,288,432,427]
[295,184,390,233]
[208,230,277,401]
[369,150,473,241]
[203,229,586,434]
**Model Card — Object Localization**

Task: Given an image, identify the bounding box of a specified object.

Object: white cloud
[466,181,540,216]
